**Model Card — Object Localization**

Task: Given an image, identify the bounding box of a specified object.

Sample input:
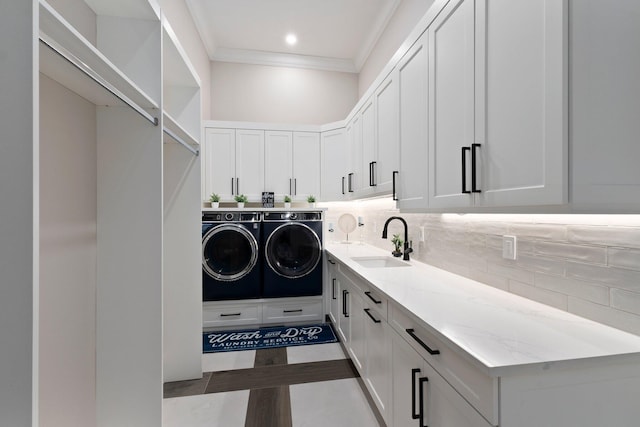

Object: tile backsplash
[321,199,640,336]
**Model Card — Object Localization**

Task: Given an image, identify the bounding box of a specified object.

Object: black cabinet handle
[471,143,481,193]
[364,291,381,304]
[392,170,399,201]
[231,177,235,195]
[342,176,345,195]
[236,177,240,195]
[342,290,349,317]
[406,328,440,355]
[294,178,297,196]
[348,173,354,192]
[411,368,421,420]
[369,161,377,187]
[289,178,292,196]
[363,308,381,323]
[283,309,303,313]
[220,312,241,317]
[419,376,429,427]
[461,147,471,194]
[332,278,337,300]
[328,259,336,265]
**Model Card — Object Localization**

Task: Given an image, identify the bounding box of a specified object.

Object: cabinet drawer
[203,302,262,329]
[262,298,323,324]
[339,263,388,320]
[390,303,498,426]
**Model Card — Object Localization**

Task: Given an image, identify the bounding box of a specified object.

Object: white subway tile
[515,254,566,276]
[567,226,640,249]
[568,297,640,337]
[534,274,610,305]
[508,280,568,310]
[488,263,535,285]
[534,241,607,264]
[508,223,567,240]
[608,248,640,271]
[610,289,640,316]
[566,262,640,293]
[468,269,509,291]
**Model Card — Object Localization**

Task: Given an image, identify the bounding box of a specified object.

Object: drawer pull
[411,368,421,420]
[364,291,382,304]
[406,328,440,355]
[332,278,337,300]
[328,259,336,265]
[220,312,241,317]
[363,308,381,323]
[283,309,303,313]
[419,376,429,427]
[342,290,349,317]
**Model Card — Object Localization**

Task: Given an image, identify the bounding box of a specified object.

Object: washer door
[202,224,258,281]
[265,223,322,279]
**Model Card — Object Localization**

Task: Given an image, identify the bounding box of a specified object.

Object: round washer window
[202,224,258,281]
[265,223,322,279]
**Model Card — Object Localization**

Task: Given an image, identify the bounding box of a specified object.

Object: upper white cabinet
[428,0,567,210]
[373,69,400,195]
[265,131,320,201]
[397,33,430,210]
[320,128,348,201]
[358,98,375,198]
[292,132,321,201]
[204,128,265,202]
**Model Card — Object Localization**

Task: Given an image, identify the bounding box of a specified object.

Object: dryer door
[265,223,322,279]
[202,224,259,281]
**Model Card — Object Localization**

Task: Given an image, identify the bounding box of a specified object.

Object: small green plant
[307,195,316,203]
[284,195,292,203]
[391,233,404,253]
[209,193,220,203]
[234,194,248,203]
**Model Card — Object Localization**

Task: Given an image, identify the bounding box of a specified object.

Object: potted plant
[284,195,292,209]
[209,193,220,209]
[307,195,316,208]
[391,233,403,257]
[234,194,248,208]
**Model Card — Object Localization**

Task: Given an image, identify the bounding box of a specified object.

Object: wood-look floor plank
[244,386,292,427]
[205,359,359,394]
[163,372,212,398]
[254,347,287,367]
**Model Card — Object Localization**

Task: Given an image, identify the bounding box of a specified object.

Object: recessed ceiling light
[285,33,297,46]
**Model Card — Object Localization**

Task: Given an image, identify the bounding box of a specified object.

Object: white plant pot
[211,202,219,209]
[309,202,316,208]
[237,202,245,209]
[284,202,291,209]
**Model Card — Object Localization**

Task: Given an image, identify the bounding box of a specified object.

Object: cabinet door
[327,262,340,326]
[397,33,429,210]
[476,0,567,207]
[235,129,265,201]
[264,131,293,200]
[360,97,376,197]
[320,128,347,201]
[337,273,350,343]
[364,306,392,424]
[347,115,362,195]
[428,0,476,209]
[204,128,236,201]
[375,69,400,194]
[346,281,366,373]
[392,330,428,427]
[292,132,320,201]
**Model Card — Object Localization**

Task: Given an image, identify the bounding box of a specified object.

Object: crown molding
[211,48,358,73]
[354,0,401,71]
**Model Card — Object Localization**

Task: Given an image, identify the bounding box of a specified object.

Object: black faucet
[381,216,413,261]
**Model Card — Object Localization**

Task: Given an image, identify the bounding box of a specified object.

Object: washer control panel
[202,211,261,222]
[263,211,323,222]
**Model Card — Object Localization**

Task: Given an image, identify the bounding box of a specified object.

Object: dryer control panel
[263,211,322,222]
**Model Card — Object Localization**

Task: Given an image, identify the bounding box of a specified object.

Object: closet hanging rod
[163,128,199,156]
[39,33,159,126]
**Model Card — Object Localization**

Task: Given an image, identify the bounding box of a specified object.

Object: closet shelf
[39,0,159,112]
[163,112,200,156]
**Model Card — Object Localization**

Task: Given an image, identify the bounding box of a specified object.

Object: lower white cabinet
[392,331,492,427]
[326,259,340,326]
[363,303,392,424]
[203,297,323,329]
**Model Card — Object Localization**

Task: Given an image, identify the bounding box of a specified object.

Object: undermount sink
[351,256,411,268]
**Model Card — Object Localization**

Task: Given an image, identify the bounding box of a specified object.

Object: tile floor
[163,342,382,426]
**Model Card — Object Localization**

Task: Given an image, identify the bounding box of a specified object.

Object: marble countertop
[326,242,640,377]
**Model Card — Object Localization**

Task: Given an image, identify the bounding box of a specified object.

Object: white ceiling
[186,0,401,73]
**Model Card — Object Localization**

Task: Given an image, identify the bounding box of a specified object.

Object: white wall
[323,199,640,337]
[358,0,435,96]
[39,74,97,427]
[210,61,359,124]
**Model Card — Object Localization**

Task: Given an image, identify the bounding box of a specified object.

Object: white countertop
[326,243,640,377]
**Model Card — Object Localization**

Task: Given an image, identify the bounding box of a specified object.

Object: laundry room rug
[203,323,337,353]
